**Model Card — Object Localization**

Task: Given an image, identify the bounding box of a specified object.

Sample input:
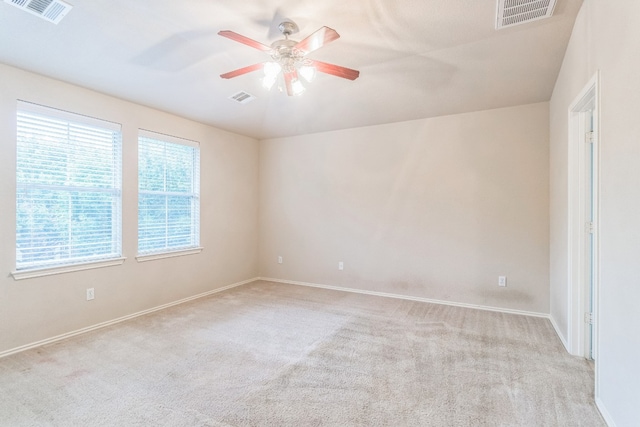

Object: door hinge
[584,312,594,325]
[585,221,594,234]
[586,131,595,144]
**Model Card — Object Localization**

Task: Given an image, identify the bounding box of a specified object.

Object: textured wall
[550,1,640,424]
[259,103,550,314]
[0,63,260,353]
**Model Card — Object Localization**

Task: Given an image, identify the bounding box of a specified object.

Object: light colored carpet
[0,280,605,426]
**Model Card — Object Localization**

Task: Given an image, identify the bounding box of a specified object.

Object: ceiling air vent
[4,0,73,24]
[228,91,256,104]
[496,0,557,29]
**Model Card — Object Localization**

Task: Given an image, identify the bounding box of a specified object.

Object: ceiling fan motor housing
[270,39,308,73]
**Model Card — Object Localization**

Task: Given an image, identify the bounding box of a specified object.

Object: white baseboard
[0,276,557,359]
[595,397,617,427]
[258,277,550,319]
[549,314,570,352]
[0,277,260,359]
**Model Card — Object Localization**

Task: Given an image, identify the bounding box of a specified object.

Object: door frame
[567,71,600,374]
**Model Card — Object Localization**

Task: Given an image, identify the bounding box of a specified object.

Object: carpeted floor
[0,280,605,426]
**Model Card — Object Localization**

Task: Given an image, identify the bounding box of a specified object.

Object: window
[138,130,200,258]
[16,102,122,272]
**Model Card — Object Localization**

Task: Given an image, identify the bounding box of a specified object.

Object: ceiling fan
[218,21,360,96]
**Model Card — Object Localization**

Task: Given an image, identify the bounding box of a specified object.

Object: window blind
[16,101,122,270]
[138,130,200,255]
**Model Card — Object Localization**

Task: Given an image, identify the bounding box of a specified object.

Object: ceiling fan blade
[218,30,272,52]
[294,26,340,55]
[283,71,295,96]
[308,60,360,80]
[220,62,266,79]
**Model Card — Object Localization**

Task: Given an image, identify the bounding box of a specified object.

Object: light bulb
[262,73,278,90]
[299,65,316,83]
[262,62,282,91]
[291,79,306,96]
[263,62,281,77]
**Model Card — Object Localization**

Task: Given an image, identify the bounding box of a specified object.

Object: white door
[568,73,599,361]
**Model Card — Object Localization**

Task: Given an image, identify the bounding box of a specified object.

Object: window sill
[11,257,127,281]
[136,247,203,263]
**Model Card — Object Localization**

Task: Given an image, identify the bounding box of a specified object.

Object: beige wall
[550,1,640,424]
[0,63,259,354]
[259,103,550,314]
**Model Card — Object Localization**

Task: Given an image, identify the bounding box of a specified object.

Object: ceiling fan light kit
[219,20,359,97]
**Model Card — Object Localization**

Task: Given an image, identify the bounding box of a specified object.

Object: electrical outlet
[278,256,283,264]
[86,288,95,300]
[498,276,507,287]
[338,261,344,271]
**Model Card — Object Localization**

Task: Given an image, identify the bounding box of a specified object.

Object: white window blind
[138,130,200,255]
[16,101,122,271]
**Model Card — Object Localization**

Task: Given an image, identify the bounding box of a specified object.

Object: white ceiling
[0,0,582,140]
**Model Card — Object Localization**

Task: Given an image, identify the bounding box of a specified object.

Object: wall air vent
[228,91,256,104]
[496,0,557,29]
[4,0,73,24]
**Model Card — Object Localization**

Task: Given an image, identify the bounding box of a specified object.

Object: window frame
[136,129,202,262]
[12,101,124,280]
